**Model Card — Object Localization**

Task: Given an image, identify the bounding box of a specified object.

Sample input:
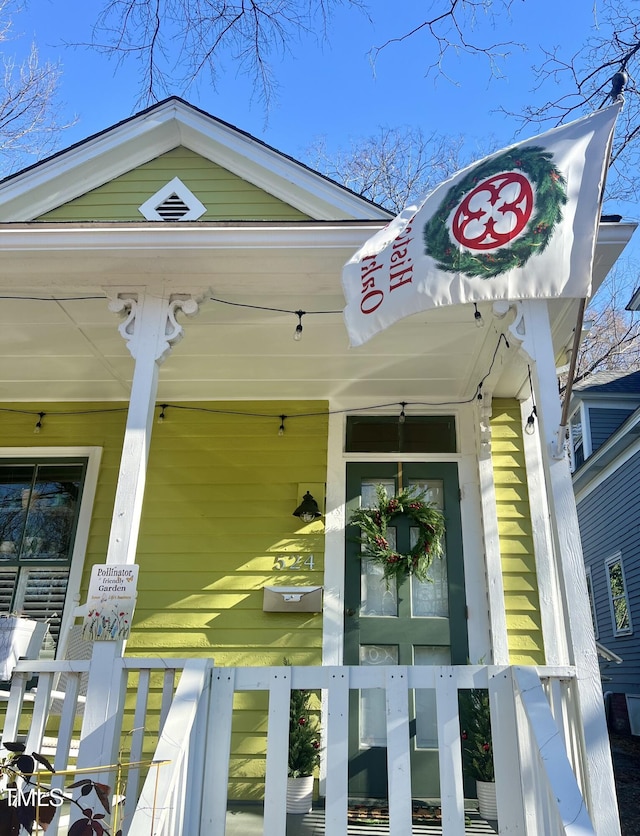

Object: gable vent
[138,176,206,221]
[155,192,190,221]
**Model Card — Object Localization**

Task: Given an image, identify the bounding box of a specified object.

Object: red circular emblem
[451,172,534,251]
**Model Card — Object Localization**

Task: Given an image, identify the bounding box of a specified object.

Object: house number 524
[273,554,315,571]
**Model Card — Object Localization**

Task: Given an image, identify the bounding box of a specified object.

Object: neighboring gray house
[570,368,640,734]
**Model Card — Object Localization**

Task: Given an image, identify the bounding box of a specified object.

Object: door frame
[322,404,491,668]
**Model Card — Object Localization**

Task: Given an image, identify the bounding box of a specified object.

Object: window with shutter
[0,459,87,651]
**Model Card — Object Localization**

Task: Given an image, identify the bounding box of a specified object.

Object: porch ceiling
[0,220,635,406]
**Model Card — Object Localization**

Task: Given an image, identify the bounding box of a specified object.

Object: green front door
[345,462,468,799]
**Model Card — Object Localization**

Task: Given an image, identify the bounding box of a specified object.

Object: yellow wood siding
[36,147,311,221]
[0,399,326,799]
[490,399,545,665]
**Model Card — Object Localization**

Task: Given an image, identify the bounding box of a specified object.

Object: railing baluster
[385,666,412,836]
[435,667,466,835]
[2,670,29,742]
[325,666,350,836]
[123,667,151,836]
[263,667,291,836]
[202,667,235,835]
[159,667,176,734]
[24,671,54,752]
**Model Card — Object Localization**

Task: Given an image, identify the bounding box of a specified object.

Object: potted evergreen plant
[460,688,497,820]
[286,684,321,814]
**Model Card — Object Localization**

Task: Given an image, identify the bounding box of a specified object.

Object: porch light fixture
[293,491,322,522]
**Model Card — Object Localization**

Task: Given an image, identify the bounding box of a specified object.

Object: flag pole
[555,297,586,457]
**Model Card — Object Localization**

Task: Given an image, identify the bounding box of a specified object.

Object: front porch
[1,658,598,835]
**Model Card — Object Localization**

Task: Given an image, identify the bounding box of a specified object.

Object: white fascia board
[0,221,387,252]
[0,112,183,221]
[0,100,391,223]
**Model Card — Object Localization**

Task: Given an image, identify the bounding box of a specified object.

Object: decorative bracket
[108,292,202,362]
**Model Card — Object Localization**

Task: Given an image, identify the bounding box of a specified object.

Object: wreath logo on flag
[424,146,567,278]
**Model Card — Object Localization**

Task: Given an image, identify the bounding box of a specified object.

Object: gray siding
[589,407,634,453]
[577,450,640,694]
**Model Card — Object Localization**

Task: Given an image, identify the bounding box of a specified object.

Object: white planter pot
[476,779,498,820]
[286,775,314,814]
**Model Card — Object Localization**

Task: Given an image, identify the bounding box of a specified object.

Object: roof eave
[0,99,392,223]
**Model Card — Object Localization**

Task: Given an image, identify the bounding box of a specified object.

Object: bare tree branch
[0,0,72,173]
[84,0,367,109]
[307,126,477,213]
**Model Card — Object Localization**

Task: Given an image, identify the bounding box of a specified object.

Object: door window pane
[360,479,394,509]
[359,479,398,616]
[412,533,449,616]
[361,556,398,616]
[359,645,399,747]
[407,481,448,616]
[407,478,443,509]
[414,646,451,749]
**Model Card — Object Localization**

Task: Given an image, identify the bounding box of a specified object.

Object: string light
[3,335,511,433]
[474,303,484,328]
[525,406,537,435]
[294,311,305,342]
[524,366,538,436]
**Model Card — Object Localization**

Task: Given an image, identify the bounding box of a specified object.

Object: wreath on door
[349,485,446,584]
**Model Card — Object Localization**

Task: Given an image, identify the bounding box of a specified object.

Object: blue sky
[17,2,603,160]
[10,0,640,268]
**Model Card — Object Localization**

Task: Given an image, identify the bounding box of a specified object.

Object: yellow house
[0,98,635,835]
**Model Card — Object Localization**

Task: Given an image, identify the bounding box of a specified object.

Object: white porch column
[106,289,200,566]
[520,396,569,667]
[517,299,620,836]
[72,289,200,799]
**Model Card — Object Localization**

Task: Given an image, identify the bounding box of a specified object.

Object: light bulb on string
[474,303,484,328]
[157,404,168,424]
[399,402,406,424]
[476,382,483,401]
[34,412,45,434]
[524,365,537,436]
[278,415,286,436]
[294,310,305,341]
[525,406,537,435]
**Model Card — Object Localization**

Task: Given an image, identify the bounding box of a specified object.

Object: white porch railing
[1,661,600,836]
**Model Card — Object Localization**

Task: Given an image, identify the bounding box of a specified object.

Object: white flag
[342,103,621,347]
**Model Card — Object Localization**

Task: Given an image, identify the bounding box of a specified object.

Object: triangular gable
[0,97,391,223]
[37,147,311,222]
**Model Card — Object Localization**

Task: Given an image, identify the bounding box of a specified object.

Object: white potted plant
[460,688,497,820]
[286,683,320,814]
